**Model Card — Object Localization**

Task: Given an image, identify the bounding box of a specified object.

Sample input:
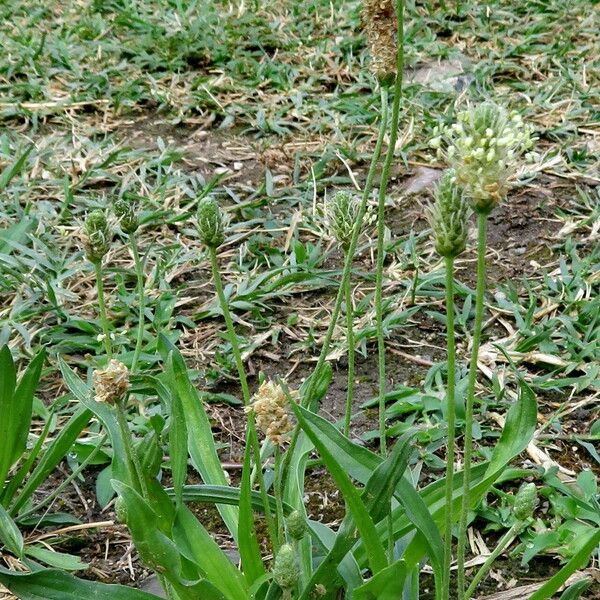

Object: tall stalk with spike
[363,0,405,564]
[426,170,470,597]
[84,209,113,359]
[325,191,364,435]
[431,103,533,598]
[114,195,145,372]
[364,0,405,457]
[197,197,278,550]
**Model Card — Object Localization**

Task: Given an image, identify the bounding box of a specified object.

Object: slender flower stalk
[115,396,149,498]
[366,0,405,565]
[464,522,520,599]
[199,198,278,551]
[325,191,363,436]
[274,445,285,547]
[84,209,113,359]
[426,170,469,596]
[343,280,355,436]
[457,212,487,596]
[114,196,145,371]
[443,255,457,591]
[208,246,278,549]
[465,483,537,599]
[374,0,405,458]
[94,262,113,360]
[129,236,145,372]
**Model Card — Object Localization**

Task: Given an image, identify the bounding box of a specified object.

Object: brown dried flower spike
[245,381,294,445]
[93,359,130,404]
[362,0,397,86]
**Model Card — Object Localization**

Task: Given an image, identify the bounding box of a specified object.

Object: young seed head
[361,0,397,86]
[325,191,362,250]
[513,482,538,521]
[84,209,111,264]
[286,510,307,541]
[273,544,300,590]
[427,170,470,258]
[431,102,534,214]
[245,380,295,446]
[114,195,139,235]
[93,359,130,404]
[197,197,225,248]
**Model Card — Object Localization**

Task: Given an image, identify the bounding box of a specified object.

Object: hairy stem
[465,523,521,599]
[442,255,457,598]
[94,262,112,360]
[281,89,390,476]
[208,246,278,550]
[343,265,355,436]
[115,399,148,499]
[130,235,145,372]
[376,0,405,564]
[376,0,405,459]
[457,213,488,597]
[274,445,285,549]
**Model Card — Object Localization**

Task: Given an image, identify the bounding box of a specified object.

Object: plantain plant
[431,102,535,598]
[2,2,599,600]
[2,184,542,600]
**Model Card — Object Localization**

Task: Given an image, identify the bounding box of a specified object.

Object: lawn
[0,0,598,599]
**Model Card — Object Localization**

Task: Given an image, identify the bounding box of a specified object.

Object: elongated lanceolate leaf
[529,529,600,600]
[159,339,239,540]
[0,566,161,599]
[293,404,388,576]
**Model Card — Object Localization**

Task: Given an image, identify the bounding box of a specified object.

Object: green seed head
[362,0,397,86]
[273,544,299,590]
[286,510,307,541]
[431,102,533,214]
[513,482,538,521]
[427,170,470,258]
[84,209,111,264]
[325,191,361,250]
[197,197,225,248]
[114,195,139,234]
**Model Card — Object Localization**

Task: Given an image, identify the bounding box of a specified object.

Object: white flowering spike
[245,381,295,445]
[431,102,534,214]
